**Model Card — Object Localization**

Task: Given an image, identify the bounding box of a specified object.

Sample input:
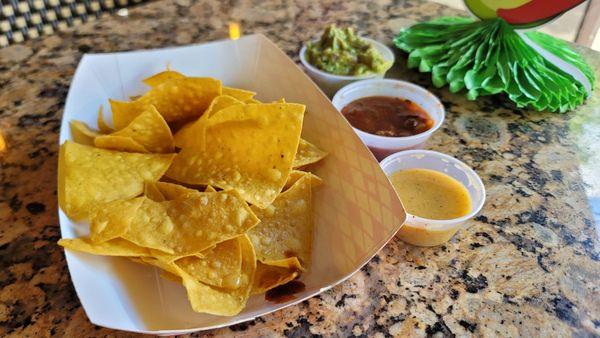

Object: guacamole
[306,25,391,76]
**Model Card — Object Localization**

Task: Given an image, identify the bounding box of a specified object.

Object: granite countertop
[1,0,599,336]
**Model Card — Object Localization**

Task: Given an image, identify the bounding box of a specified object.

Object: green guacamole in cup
[306,25,391,76]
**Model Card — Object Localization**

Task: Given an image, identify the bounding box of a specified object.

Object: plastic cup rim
[380,149,486,229]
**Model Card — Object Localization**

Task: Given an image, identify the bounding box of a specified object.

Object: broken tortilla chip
[112,191,258,256]
[248,173,313,267]
[106,105,174,153]
[176,237,242,289]
[58,141,174,221]
[110,77,221,126]
[167,103,305,208]
[70,120,101,146]
[293,138,328,168]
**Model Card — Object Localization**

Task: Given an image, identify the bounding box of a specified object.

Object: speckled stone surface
[1,0,599,337]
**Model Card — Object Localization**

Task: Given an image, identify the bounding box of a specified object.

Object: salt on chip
[293,138,328,168]
[70,120,101,146]
[58,238,152,257]
[58,141,174,221]
[110,77,221,126]
[174,95,244,149]
[141,234,256,315]
[143,70,185,87]
[251,259,300,294]
[94,135,149,153]
[176,237,242,289]
[222,86,256,102]
[115,191,258,256]
[167,103,305,208]
[97,106,113,133]
[107,105,174,153]
[248,172,313,267]
[89,197,144,243]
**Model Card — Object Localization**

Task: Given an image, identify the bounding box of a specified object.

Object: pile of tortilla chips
[58,70,327,316]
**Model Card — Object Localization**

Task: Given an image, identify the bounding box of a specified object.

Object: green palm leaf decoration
[394,17,594,112]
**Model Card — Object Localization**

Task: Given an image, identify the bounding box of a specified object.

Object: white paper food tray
[58,34,406,334]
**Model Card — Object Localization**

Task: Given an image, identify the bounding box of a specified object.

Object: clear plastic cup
[380,150,486,246]
[332,79,445,160]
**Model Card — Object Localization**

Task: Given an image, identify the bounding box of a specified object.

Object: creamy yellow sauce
[390,168,472,220]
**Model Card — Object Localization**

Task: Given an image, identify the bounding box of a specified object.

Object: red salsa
[341,96,434,137]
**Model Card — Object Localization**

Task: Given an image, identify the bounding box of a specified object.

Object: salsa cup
[299,38,394,97]
[332,79,445,160]
[380,150,486,247]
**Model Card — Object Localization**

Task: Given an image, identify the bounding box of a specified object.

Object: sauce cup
[380,150,486,247]
[299,38,394,97]
[332,79,445,160]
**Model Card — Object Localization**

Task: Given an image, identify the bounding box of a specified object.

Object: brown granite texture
[1,0,599,337]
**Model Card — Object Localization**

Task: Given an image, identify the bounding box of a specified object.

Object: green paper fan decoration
[394,17,595,112]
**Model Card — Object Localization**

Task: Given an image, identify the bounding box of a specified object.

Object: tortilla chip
[154,181,201,199]
[285,170,323,190]
[142,234,256,315]
[110,99,140,131]
[173,95,244,149]
[248,173,313,267]
[222,86,256,102]
[110,77,221,126]
[70,120,101,146]
[205,185,217,193]
[107,105,174,153]
[176,237,242,289]
[58,141,174,221]
[144,182,166,202]
[94,135,149,153]
[167,103,305,208]
[118,191,258,256]
[143,70,185,87]
[58,238,151,256]
[293,138,327,168]
[97,106,113,133]
[89,197,145,243]
[251,259,300,294]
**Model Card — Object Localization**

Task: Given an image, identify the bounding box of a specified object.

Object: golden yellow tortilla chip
[154,181,201,199]
[141,234,256,315]
[70,120,101,146]
[109,99,140,131]
[293,138,327,168]
[167,103,305,208]
[110,77,221,126]
[222,86,256,102]
[94,135,149,153]
[144,182,166,202]
[176,237,242,289]
[143,70,185,87]
[58,238,151,256]
[89,197,145,243]
[248,173,313,267]
[107,105,174,153]
[58,141,174,221]
[205,185,217,193]
[97,106,113,133]
[116,191,258,256]
[246,99,262,104]
[285,170,323,190]
[173,95,244,149]
[251,259,300,294]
